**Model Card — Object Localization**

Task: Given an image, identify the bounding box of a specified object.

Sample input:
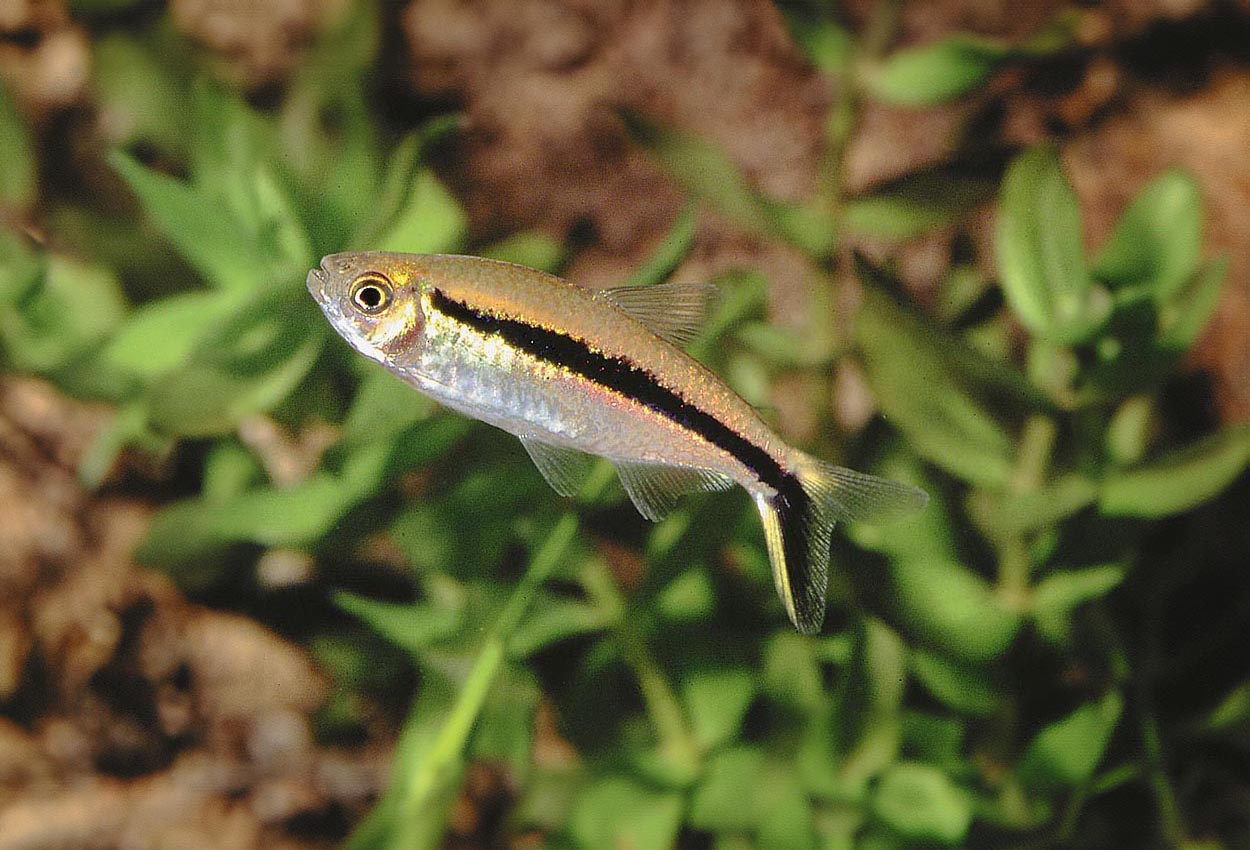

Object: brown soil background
[1,0,1248,847]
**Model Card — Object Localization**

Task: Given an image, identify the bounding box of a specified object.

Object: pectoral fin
[615,462,733,521]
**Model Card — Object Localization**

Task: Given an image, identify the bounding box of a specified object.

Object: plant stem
[393,511,581,844]
[996,415,1056,606]
[816,0,903,247]
[583,556,701,771]
[1011,414,1057,494]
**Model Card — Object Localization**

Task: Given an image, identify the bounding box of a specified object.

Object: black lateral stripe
[429,289,802,501]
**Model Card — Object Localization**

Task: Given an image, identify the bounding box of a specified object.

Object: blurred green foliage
[2,2,1248,850]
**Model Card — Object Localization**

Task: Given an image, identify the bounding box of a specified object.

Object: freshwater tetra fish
[307,252,926,633]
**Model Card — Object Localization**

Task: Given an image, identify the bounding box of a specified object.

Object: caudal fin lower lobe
[756,456,928,634]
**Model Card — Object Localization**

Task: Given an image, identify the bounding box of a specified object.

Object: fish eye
[349,273,393,314]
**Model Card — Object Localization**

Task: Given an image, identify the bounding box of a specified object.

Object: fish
[307,252,927,633]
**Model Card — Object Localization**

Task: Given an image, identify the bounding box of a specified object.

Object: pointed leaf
[146,292,325,436]
[110,151,268,290]
[1099,424,1250,517]
[890,558,1021,663]
[856,289,1017,487]
[689,747,766,830]
[1018,692,1123,790]
[1032,565,1126,620]
[1160,257,1228,353]
[867,36,1008,106]
[1093,169,1202,300]
[871,762,972,845]
[103,291,243,378]
[625,116,834,256]
[0,254,127,374]
[681,664,756,751]
[335,592,462,655]
[622,203,698,289]
[997,146,1108,343]
[911,650,1002,716]
[844,163,998,241]
[375,169,466,255]
[506,593,614,658]
[569,776,683,850]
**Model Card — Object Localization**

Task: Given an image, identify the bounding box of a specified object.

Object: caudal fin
[755,455,928,634]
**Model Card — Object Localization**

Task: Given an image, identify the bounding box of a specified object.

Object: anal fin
[615,462,733,522]
[520,437,595,498]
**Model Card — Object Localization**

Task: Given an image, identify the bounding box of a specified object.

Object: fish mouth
[306,266,329,302]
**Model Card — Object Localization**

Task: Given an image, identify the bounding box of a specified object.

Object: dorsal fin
[595,281,717,347]
[615,462,734,521]
[520,436,595,497]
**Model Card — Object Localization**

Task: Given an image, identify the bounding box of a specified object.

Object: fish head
[307,252,427,366]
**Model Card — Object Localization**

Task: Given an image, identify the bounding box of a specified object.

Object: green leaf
[0,82,35,207]
[0,229,41,307]
[0,254,128,374]
[901,712,966,767]
[870,762,972,845]
[202,440,262,501]
[837,619,907,793]
[139,469,375,567]
[1031,563,1126,644]
[867,36,1008,106]
[1099,424,1250,518]
[1106,395,1154,466]
[335,592,463,655]
[967,473,1098,539]
[757,772,816,850]
[624,203,698,289]
[997,146,1109,343]
[626,116,834,256]
[655,566,716,622]
[1032,565,1125,621]
[681,664,757,751]
[471,664,541,780]
[856,289,1017,487]
[1159,257,1228,353]
[762,630,824,712]
[689,747,766,830]
[506,593,614,658]
[375,169,467,254]
[789,18,852,76]
[103,291,243,379]
[1092,169,1202,300]
[1018,692,1123,790]
[568,775,684,850]
[252,165,315,269]
[146,291,325,436]
[138,440,391,568]
[844,164,998,241]
[889,558,1021,664]
[93,34,188,155]
[341,365,436,446]
[910,650,1001,716]
[110,151,268,290]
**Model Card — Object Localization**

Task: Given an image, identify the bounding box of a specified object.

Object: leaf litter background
[1,1,1249,849]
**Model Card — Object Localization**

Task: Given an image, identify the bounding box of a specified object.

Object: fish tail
[756,453,929,634]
